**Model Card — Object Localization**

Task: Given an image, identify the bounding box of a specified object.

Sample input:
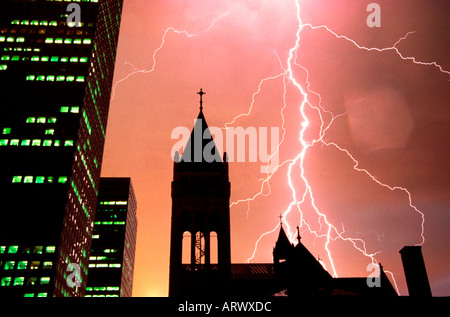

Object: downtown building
[0,0,123,297]
[85,178,137,298]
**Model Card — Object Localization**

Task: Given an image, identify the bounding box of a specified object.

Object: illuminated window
[50,56,58,62]
[58,176,68,184]
[70,106,80,113]
[41,56,49,62]
[55,38,63,44]
[8,245,18,253]
[2,127,11,134]
[36,75,45,81]
[46,75,55,81]
[1,55,10,61]
[37,117,46,123]
[21,140,30,146]
[31,20,39,26]
[32,139,41,146]
[24,293,34,298]
[60,106,69,113]
[74,39,82,44]
[0,246,5,253]
[26,117,36,123]
[45,38,53,43]
[40,277,50,285]
[10,139,19,146]
[83,38,92,44]
[76,76,85,82]
[31,56,39,62]
[0,64,7,70]
[33,246,43,254]
[80,57,88,63]
[45,246,55,253]
[47,176,54,183]
[16,37,25,43]
[66,76,75,82]
[64,140,74,147]
[47,117,57,123]
[17,261,28,270]
[37,293,47,297]
[70,57,78,62]
[0,139,8,146]
[4,261,15,270]
[35,176,45,184]
[1,277,11,287]
[12,176,22,183]
[64,38,72,44]
[54,140,61,147]
[43,140,52,147]
[60,57,68,62]
[14,277,25,286]
[45,129,55,135]
[26,75,35,81]
[57,75,65,81]
[43,261,53,269]
[24,176,33,183]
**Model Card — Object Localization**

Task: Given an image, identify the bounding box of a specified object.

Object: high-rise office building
[0,0,123,297]
[85,178,137,298]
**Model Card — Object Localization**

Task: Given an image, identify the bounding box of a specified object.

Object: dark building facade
[400,246,432,297]
[169,90,231,297]
[86,178,137,298]
[0,0,123,297]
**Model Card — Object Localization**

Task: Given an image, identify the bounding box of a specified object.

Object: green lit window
[11,20,20,25]
[54,140,60,147]
[57,75,65,81]
[40,20,48,26]
[37,293,47,297]
[74,39,82,44]
[45,38,53,43]
[43,261,52,269]
[60,106,69,113]
[2,127,11,134]
[76,76,85,82]
[26,75,35,81]
[107,286,120,291]
[64,140,74,147]
[43,140,52,147]
[88,263,95,268]
[1,277,11,287]
[26,117,35,123]
[0,64,7,71]
[64,38,72,44]
[32,139,41,146]
[7,37,14,43]
[36,176,45,184]
[14,277,25,286]
[41,56,49,62]
[10,139,19,146]
[11,56,20,61]
[40,277,50,285]
[1,55,10,61]
[37,117,46,123]
[60,57,68,62]
[80,57,88,63]
[4,261,15,270]
[114,221,126,225]
[47,117,57,123]
[21,20,29,25]
[96,264,108,268]
[70,57,78,62]
[66,76,75,82]
[8,245,18,253]
[12,176,22,183]
[47,176,54,183]
[24,293,34,298]
[36,75,45,81]
[45,246,55,253]
[0,139,8,146]
[24,176,33,183]
[17,261,28,270]
[21,139,30,146]
[33,246,43,254]
[31,56,39,62]
[55,38,63,44]
[58,176,68,184]
[50,21,57,26]
[70,107,80,113]
[83,38,92,44]
[50,56,58,62]
[46,75,55,81]
[45,129,55,135]
[0,37,4,42]
[31,20,39,26]
[16,37,25,43]
[0,246,5,253]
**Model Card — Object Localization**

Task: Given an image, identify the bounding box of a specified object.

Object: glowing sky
[101,0,450,297]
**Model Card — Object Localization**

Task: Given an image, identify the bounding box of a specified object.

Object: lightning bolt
[110,11,230,101]
[231,0,448,295]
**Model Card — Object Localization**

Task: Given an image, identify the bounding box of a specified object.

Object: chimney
[399,246,432,296]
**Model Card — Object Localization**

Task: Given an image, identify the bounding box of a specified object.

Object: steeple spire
[197,88,205,111]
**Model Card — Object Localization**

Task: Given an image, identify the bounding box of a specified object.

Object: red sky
[101,0,450,296]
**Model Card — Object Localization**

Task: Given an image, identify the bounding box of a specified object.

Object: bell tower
[169,89,231,297]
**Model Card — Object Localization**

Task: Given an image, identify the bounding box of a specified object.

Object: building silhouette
[169,90,405,298]
[169,89,232,297]
[0,0,123,297]
[85,178,137,298]
[400,246,432,297]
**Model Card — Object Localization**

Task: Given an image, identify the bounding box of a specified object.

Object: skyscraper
[0,0,123,297]
[85,178,137,298]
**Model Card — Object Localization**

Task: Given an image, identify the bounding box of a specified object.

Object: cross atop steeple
[197,88,206,111]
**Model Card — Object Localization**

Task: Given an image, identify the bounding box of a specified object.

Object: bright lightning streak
[110,12,230,101]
